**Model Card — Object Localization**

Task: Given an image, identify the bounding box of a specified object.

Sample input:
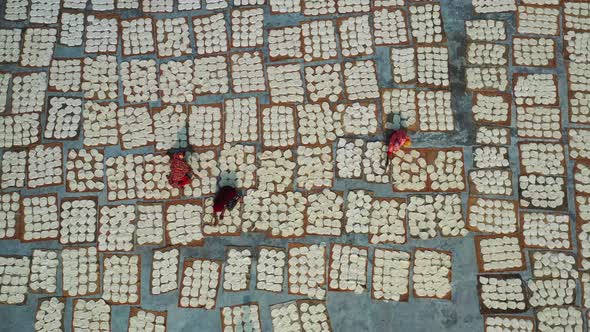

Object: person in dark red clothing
[385,129,412,169]
[213,186,242,220]
[167,150,193,188]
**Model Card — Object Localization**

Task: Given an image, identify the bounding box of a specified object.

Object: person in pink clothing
[385,129,412,168]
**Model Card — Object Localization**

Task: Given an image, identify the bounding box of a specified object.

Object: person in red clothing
[385,129,412,168]
[167,150,193,188]
[213,186,242,220]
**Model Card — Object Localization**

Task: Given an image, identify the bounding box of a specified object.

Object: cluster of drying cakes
[566,13,590,331]
[222,247,252,291]
[463,1,590,328]
[0,0,588,331]
[179,258,221,309]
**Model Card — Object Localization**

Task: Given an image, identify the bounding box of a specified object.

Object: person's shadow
[218,170,238,188]
[166,128,191,156]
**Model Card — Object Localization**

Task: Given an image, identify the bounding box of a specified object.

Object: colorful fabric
[168,152,192,188]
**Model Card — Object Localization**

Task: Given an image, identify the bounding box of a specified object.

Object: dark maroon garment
[213,186,239,219]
